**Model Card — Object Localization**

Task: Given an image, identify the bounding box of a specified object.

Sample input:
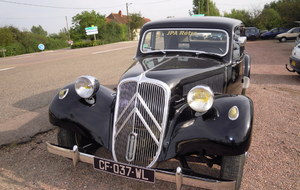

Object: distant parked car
[245,27,260,40]
[286,42,300,74]
[259,30,268,36]
[260,27,289,39]
[276,27,300,42]
[296,34,300,45]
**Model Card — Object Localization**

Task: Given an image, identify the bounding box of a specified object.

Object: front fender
[49,83,115,150]
[163,95,253,160]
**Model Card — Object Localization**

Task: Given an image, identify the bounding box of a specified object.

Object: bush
[2,43,26,56]
[45,38,68,50]
[71,40,102,49]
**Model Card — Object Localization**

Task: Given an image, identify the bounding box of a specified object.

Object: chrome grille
[113,78,169,167]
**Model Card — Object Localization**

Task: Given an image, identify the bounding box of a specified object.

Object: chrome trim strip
[116,93,136,123]
[135,109,159,145]
[137,93,162,132]
[125,132,138,162]
[115,108,135,137]
[46,143,236,190]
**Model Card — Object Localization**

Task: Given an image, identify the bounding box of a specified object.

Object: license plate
[291,60,296,66]
[93,157,155,183]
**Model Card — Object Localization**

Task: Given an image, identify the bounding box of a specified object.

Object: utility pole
[207,0,209,15]
[198,0,201,14]
[126,3,132,41]
[65,16,71,41]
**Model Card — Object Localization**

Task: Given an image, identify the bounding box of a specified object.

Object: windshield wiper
[152,48,166,55]
[144,47,166,55]
[195,51,222,58]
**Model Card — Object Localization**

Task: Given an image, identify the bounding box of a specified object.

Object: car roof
[141,16,243,34]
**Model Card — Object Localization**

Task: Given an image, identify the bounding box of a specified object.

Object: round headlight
[75,76,100,99]
[187,85,214,112]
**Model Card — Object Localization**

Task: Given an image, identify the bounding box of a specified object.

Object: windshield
[141,29,229,56]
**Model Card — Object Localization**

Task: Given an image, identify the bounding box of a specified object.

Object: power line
[0,0,122,10]
[0,0,173,10]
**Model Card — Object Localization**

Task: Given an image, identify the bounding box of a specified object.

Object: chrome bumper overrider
[46,142,236,190]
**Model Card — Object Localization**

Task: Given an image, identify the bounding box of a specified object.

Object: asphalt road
[0,41,137,146]
[0,40,299,190]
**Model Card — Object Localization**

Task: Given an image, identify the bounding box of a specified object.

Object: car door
[226,26,244,94]
[288,28,300,39]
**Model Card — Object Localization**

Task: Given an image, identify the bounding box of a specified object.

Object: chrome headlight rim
[187,85,214,113]
[75,76,100,99]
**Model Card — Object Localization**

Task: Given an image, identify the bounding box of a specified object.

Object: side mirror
[238,36,247,47]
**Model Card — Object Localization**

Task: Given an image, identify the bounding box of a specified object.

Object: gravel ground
[0,40,299,190]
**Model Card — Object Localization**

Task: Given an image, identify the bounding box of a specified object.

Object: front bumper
[46,142,236,190]
[286,56,300,72]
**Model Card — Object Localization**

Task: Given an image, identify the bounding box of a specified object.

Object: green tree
[128,13,144,40]
[191,0,220,16]
[0,27,14,46]
[31,25,47,36]
[49,28,69,41]
[265,0,300,28]
[256,8,282,30]
[224,9,254,26]
[70,10,106,41]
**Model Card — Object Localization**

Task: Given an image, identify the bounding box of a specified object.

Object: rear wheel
[220,154,246,190]
[279,37,287,42]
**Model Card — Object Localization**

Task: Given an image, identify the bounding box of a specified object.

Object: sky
[0,0,276,34]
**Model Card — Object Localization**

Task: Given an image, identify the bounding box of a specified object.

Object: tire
[57,128,76,149]
[57,128,99,153]
[280,37,287,42]
[220,154,246,190]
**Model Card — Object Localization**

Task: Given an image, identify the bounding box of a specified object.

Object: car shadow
[0,89,59,146]
[4,84,117,146]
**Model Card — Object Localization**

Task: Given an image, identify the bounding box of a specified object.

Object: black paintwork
[49,16,253,163]
[49,84,115,150]
[160,95,253,161]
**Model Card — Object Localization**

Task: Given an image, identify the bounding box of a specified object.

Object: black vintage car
[47,16,253,190]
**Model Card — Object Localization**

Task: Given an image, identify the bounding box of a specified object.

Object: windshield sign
[141,29,229,56]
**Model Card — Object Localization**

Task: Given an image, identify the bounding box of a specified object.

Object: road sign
[38,44,45,51]
[192,14,205,16]
[85,26,98,35]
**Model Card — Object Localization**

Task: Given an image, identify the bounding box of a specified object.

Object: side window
[142,32,154,51]
[233,27,242,61]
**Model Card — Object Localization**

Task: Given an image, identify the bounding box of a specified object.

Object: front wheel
[220,154,246,190]
[57,128,76,148]
[57,128,99,153]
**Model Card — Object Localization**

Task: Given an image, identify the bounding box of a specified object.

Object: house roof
[106,10,151,25]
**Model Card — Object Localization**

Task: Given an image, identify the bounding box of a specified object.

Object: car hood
[120,55,226,95]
